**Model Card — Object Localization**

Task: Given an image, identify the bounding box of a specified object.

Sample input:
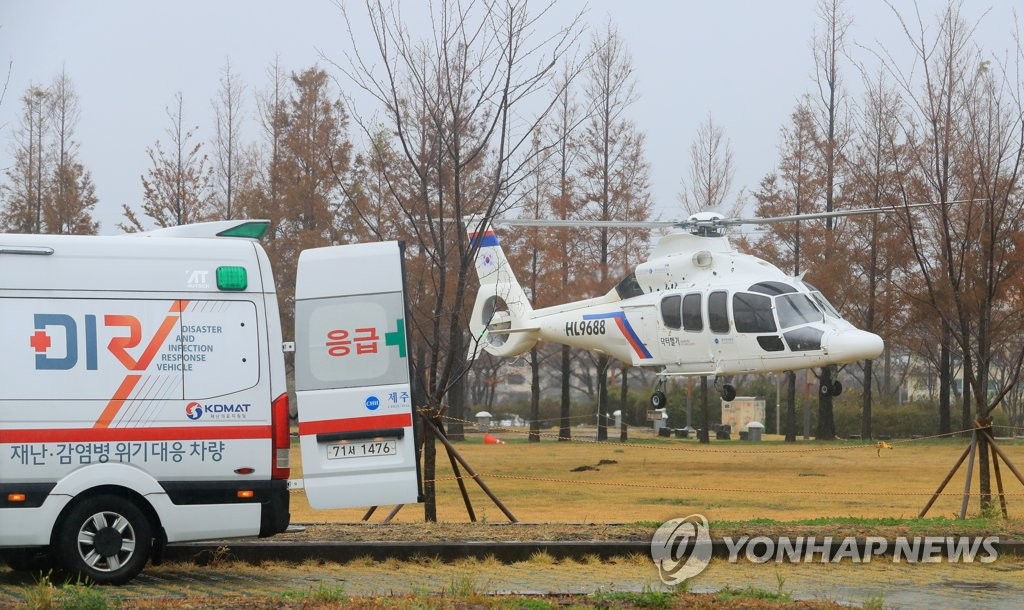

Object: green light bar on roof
[216,221,270,239]
[217,266,248,291]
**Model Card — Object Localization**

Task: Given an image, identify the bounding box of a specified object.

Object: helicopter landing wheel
[720,384,736,402]
[820,380,843,397]
[650,390,667,409]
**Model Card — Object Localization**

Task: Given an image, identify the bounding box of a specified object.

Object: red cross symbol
[30,330,51,353]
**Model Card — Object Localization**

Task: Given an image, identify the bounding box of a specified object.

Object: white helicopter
[465,208,911,407]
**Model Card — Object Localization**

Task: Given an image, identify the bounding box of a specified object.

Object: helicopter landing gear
[650,378,668,409]
[820,380,843,397]
[719,384,737,402]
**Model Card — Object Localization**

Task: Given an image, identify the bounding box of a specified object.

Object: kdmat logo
[185,401,252,421]
[185,402,204,420]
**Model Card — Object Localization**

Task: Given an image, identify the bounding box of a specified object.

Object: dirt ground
[288,429,1024,526]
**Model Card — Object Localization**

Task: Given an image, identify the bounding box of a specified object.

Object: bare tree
[335,0,580,520]
[549,62,587,442]
[679,113,737,216]
[121,92,213,231]
[1,84,48,232]
[211,58,247,220]
[811,0,853,440]
[752,99,824,442]
[885,1,1024,507]
[44,69,98,235]
[578,20,653,442]
[844,68,914,437]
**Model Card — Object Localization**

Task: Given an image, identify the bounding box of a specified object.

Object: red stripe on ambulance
[0,425,271,444]
[298,413,412,436]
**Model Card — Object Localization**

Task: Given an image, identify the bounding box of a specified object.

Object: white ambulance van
[0,221,421,584]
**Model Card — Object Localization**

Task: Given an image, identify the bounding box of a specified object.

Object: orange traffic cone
[483,433,505,445]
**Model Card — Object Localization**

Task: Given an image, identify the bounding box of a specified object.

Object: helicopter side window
[776,294,821,328]
[733,292,776,333]
[615,272,645,300]
[682,293,703,331]
[660,294,682,329]
[708,291,729,333]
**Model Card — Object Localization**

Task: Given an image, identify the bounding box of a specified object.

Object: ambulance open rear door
[293,242,422,509]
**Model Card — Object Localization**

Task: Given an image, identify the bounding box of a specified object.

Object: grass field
[289,427,1024,525]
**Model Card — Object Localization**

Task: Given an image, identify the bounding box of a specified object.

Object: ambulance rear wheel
[56,494,152,585]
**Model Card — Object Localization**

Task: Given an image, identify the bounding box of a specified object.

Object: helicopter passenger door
[658,292,715,374]
[707,290,738,372]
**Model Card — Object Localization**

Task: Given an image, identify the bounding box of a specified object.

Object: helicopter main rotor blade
[491,218,680,229]
[721,199,980,226]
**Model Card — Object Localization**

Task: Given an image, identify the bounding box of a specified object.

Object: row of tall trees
[746,0,1024,506]
[1,70,98,234]
[3,0,1024,510]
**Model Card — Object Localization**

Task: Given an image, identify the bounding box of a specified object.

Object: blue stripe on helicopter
[582,312,653,359]
[469,230,499,248]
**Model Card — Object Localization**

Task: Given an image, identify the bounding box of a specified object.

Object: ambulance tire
[1,548,55,573]
[56,494,152,585]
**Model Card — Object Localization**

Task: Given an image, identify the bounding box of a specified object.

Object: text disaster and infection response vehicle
[0,221,422,583]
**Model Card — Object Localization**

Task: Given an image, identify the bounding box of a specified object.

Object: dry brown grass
[288,429,1024,524]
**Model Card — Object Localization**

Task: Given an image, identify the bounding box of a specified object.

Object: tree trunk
[619,367,629,441]
[961,375,972,434]
[861,359,873,439]
[816,366,836,440]
[939,331,951,435]
[422,415,437,522]
[785,371,797,442]
[596,355,610,441]
[700,376,710,444]
[529,347,541,442]
[446,336,466,442]
[559,345,571,441]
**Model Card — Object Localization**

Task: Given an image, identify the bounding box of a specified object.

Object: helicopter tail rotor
[466,218,539,359]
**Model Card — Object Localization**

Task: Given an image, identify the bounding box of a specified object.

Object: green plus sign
[385,319,407,358]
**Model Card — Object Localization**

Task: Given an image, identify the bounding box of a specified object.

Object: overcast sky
[1,1,1021,235]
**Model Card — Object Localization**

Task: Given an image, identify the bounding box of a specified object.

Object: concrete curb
[164,538,1024,565]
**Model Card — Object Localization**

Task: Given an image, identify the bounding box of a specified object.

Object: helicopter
[464,207,920,407]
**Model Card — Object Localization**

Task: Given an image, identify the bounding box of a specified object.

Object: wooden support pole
[424,418,519,523]
[981,429,1024,489]
[361,506,379,521]
[919,441,973,518]
[382,504,404,523]
[991,442,1009,519]
[445,442,477,522]
[959,433,978,520]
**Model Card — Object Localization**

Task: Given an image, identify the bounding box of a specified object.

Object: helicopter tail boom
[467,223,539,359]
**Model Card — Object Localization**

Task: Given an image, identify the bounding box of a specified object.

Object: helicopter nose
[823,329,884,363]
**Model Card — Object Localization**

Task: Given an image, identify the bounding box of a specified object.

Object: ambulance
[0,220,421,584]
